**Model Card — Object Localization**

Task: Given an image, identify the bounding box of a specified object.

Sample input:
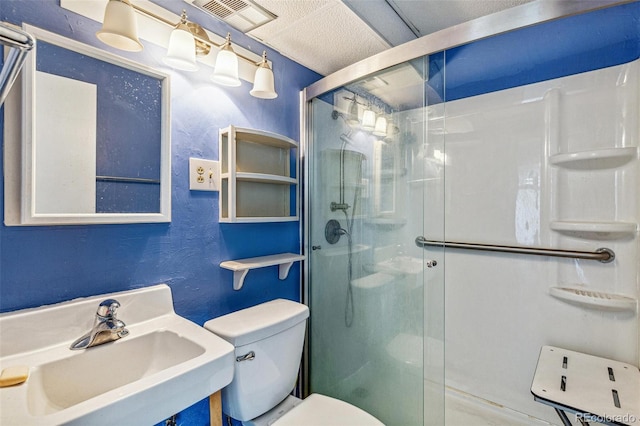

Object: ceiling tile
[249,0,332,41]
[254,1,389,76]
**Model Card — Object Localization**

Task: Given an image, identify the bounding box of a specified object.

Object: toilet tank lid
[204,299,309,347]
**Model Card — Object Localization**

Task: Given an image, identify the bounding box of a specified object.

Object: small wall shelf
[219,126,299,223]
[220,253,305,290]
[550,221,637,240]
[233,173,297,185]
[549,146,637,170]
[549,286,637,312]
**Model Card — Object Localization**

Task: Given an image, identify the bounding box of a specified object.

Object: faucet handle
[96,299,120,318]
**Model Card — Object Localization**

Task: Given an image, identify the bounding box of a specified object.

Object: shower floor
[442,387,556,426]
[332,359,557,426]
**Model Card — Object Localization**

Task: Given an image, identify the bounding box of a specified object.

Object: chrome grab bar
[415,237,615,263]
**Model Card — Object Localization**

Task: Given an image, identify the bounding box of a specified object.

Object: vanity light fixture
[211,33,241,86]
[361,106,376,132]
[372,115,387,137]
[96,0,277,98]
[163,11,198,72]
[96,0,143,52]
[250,51,277,99]
[347,96,360,126]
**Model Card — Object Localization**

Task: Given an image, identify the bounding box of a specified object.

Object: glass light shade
[211,48,241,87]
[250,64,277,99]
[163,25,198,71]
[96,0,143,52]
[361,109,376,131]
[373,116,387,137]
[347,99,359,126]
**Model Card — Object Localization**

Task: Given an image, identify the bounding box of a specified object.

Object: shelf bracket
[279,262,294,280]
[232,270,250,291]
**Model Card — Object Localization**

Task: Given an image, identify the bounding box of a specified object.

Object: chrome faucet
[70,299,129,350]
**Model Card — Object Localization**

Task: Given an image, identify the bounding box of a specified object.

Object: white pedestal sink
[0,284,235,425]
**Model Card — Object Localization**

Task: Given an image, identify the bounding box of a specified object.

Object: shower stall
[305,55,446,425]
[303,2,639,425]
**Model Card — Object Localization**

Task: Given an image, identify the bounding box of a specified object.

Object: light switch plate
[189,158,220,191]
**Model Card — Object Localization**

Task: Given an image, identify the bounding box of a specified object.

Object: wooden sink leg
[209,391,222,426]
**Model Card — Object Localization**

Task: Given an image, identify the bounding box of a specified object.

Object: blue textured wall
[0,1,319,424]
[423,2,640,103]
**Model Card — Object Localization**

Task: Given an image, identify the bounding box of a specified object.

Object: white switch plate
[189,158,220,191]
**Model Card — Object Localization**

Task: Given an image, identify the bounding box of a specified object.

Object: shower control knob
[426,260,437,268]
[312,245,322,250]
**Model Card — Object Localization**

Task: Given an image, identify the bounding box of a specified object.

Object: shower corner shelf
[220,253,305,290]
[549,286,637,312]
[219,125,299,223]
[549,146,637,170]
[550,221,637,239]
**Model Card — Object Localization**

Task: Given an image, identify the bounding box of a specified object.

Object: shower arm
[415,237,615,263]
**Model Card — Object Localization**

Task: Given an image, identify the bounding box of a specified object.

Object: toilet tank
[204,299,309,421]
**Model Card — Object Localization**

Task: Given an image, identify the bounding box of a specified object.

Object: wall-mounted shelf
[219,126,298,223]
[232,173,297,185]
[549,146,637,170]
[549,286,637,312]
[550,221,637,240]
[220,253,305,290]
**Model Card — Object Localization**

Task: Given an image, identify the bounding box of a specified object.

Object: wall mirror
[370,137,408,229]
[4,25,171,226]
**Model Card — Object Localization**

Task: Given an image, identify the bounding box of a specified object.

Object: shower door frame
[299,0,633,399]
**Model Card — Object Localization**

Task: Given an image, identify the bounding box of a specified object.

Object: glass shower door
[306,55,446,425]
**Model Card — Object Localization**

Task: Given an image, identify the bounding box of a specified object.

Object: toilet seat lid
[273,394,384,426]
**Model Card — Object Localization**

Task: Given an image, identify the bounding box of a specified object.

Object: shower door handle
[415,237,438,268]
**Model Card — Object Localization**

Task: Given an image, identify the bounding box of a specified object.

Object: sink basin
[0,284,235,425]
[27,331,205,415]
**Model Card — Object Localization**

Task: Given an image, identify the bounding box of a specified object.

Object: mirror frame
[4,24,171,226]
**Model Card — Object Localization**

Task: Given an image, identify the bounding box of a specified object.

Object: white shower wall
[421,59,639,423]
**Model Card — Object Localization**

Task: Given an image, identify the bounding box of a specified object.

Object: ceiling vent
[184,0,277,33]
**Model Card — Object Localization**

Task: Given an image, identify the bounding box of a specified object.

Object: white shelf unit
[219,126,299,223]
[220,253,305,290]
[547,133,638,311]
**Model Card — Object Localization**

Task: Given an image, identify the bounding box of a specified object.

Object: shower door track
[303,0,632,100]
[415,237,615,263]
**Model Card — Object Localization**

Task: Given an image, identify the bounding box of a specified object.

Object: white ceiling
[246,0,535,76]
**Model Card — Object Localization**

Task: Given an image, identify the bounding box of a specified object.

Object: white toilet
[204,299,384,426]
